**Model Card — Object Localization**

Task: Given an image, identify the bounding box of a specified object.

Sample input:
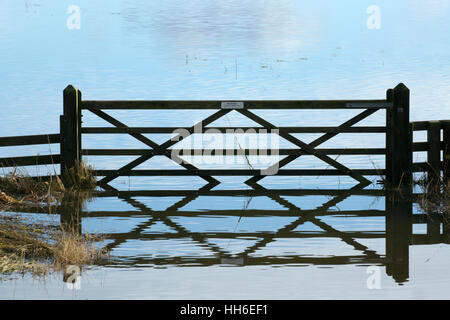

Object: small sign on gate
[221,101,244,109]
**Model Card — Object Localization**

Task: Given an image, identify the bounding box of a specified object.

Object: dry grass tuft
[52,232,107,268]
[416,174,450,217]
[0,214,107,277]
[62,161,97,191]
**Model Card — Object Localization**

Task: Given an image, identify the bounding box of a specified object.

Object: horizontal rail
[107,231,387,240]
[84,209,386,218]
[73,210,433,223]
[81,100,390,110]
[112,255,387,267]
[413,162,443,172]
[94,169,384,176]
[412,142,445,152]
[92,188,387,197]
[104,230,444,244]
[81,126,386,134]
[0,154,60,167]
[83,148,387,156]
[10,204,436,225]
[411,120,450,131]
[0,134,60,147]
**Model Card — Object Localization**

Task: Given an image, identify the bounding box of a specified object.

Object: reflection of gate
[59,83,412,191]
[52,186,449,284]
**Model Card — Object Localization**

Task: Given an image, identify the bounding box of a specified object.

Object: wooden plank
[0,154,60,167]
[389,83,412,188]
[385,88,393,185]
[83,209,385,218]
[61,85,81,181]
[237,109,372,184]
[412,142,445,152]
[94,109,230,185]
[412,142,428,152]
[443,120,450,183]
[412,214,443,224]
[411,121,430,131]
[83,148,387,156]
[107,231,387,240]
[0,134,59,147]
[427,120,441,183]
[81,126,386,134]
[346,102,392,109]
[412,234,444,245]
[91,188,386,197]
[94,168,384,176]
[413,162,431,172]
[99,255,387,267]
[427,212,441,244]
[410,120,448,131]
[246,109,380,186]
[81,99,389,110]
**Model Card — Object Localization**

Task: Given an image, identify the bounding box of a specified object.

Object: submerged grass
[0,161,104,277]
[416,175,450,217]
[0,213,108,277]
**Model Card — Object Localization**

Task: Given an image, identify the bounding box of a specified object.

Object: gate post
[60,85,82,186]
[386,83,412,190]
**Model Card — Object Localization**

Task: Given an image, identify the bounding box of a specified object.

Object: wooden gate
[60,83,412,191]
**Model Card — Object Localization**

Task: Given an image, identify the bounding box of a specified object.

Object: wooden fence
[0,83,449,191]
[411,120,450,184]
[0,133,60,169]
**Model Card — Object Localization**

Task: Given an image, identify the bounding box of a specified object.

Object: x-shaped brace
[88,108,231,188]
[238,108,377,185]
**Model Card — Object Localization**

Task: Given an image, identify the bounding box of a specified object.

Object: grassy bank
[0,213,107,277]
[0,162,103,277]
[0,162,96,210]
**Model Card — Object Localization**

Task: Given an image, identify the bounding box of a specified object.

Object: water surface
[0,0,450,299]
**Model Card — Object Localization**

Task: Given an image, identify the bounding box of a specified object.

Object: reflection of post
[385,192,412,283]
[427,211,441,244]
[60,193,82,234]
[444,215,450,244]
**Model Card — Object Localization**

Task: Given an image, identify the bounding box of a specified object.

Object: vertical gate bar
[443,120,450,184]
[77,88,82,166]
[427,121,441,185]
[59,115,67,175]
[385,88,393,185]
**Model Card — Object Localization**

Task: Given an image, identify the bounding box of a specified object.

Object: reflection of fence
[52,187,447,284]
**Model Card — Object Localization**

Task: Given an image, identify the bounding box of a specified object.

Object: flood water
[1,1,450,299]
